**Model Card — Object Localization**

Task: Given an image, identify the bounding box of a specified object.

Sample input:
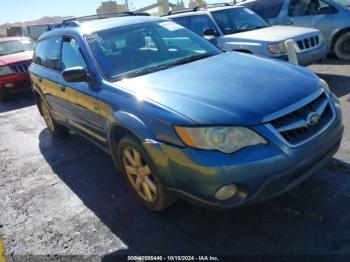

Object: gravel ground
[0,59,350,260]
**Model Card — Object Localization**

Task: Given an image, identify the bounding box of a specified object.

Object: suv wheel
[118,135,177,211]
[334,32,350,60]
[39,97,69,136]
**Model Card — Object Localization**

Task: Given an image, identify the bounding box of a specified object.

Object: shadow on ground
[38,128,350,257]
[317,73,350,98]
[0,92,35,113]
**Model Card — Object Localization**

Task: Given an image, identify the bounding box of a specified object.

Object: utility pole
[125,0,129,11]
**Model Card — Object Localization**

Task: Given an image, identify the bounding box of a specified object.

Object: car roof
[165,6,245,18]
[39,15,167,40]
[0,36,28,43]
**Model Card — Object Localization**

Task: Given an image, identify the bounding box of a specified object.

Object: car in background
[0,36,35,101]
[238,0,350,60]
[164,4,327,66]
[29,13,343,211]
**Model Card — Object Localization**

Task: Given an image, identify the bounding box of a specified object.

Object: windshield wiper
[166,53,215,66]
[114,54,216,80]
[237,26,268,33]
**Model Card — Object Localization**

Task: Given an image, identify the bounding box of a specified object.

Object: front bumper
[143,106,343,209]
[276,43,328,66]
[0,73,31,94]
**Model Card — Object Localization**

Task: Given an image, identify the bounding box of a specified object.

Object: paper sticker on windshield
[159,21,183,31]
[245,8,255,14]
[20,39,31,44]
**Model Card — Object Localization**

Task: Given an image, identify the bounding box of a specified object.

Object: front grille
[270,93,334,145]
[296,35,319,51]
[10,62,31,74]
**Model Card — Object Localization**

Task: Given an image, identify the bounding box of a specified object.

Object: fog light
[4,83,14,88]
[215,184,238,200]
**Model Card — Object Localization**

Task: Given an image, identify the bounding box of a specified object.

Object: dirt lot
[0,59,350,260]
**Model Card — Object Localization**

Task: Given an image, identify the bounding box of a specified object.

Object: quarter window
[61,38,87,70]
[33,36,62,71]
[173,16,191,28]
[251,0,284,19]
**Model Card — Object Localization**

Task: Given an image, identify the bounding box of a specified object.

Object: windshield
[85,21,221,80]
[212,8,269,35]
[0,39,35,56]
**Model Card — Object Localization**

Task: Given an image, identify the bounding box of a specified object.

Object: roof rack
[165,8,196,16]
[165,3,232,15]
[194,3,232,10]
[62,12,151,24]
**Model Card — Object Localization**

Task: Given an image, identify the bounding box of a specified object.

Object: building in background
[96,1,126,14]
[135,0,185,16]
[189,0,207,8]
[6,27,23,37]
[23,24,52,40]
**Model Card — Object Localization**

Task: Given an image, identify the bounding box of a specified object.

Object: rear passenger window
[250,0,284,19]
[61,38,87,70]
[173,17,191,28]
[33,36,62,71]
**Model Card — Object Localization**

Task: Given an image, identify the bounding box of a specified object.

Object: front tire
[0,91,10,102]
[334,32,350,61]
[118,135,176,211]
[39,97,69,136]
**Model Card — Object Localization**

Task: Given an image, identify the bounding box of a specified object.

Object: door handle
[59,85,66,92]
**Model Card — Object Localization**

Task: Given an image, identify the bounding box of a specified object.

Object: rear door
[31,36,68,122]
[58,36,107,146]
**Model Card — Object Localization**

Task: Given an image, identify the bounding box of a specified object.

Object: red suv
[0,37,35,101]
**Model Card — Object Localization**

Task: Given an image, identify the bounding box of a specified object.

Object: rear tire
[39,97,69,136]
[117,135,177,211]
[334,32,350,61]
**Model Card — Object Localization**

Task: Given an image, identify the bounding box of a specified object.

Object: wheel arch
[108,111,155,161]
[233,49,253,54]
[331,27,350,50]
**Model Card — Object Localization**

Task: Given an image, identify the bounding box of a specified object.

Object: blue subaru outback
[29,13,343,211]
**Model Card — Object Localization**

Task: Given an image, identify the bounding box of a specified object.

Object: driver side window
[289,0,337,16]
[61,37,87,70]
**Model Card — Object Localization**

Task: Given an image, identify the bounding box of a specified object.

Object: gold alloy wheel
[122,146,157,202]
[41,100,54,132]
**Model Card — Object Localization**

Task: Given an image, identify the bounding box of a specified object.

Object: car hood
[0,51,33,66]
[115,52,321,126]
[224,26,319,42]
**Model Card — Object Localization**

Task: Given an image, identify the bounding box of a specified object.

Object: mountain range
[0,16,74,32]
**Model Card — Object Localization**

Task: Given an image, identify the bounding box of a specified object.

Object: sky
[0,0,227,25]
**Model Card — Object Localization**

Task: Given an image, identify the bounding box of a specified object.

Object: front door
[58,36,107,146]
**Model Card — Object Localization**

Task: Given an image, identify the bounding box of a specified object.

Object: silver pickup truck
[165,4,328,66]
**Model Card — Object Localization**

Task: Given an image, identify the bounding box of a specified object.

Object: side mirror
[62,67,89,82]
[318,6,337,15]
[203,28,217,41]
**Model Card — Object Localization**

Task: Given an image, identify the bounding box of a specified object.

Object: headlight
[0,66,12,76]
[267,42,287,54]
[320,78,331,93]
[175,126,267,154]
